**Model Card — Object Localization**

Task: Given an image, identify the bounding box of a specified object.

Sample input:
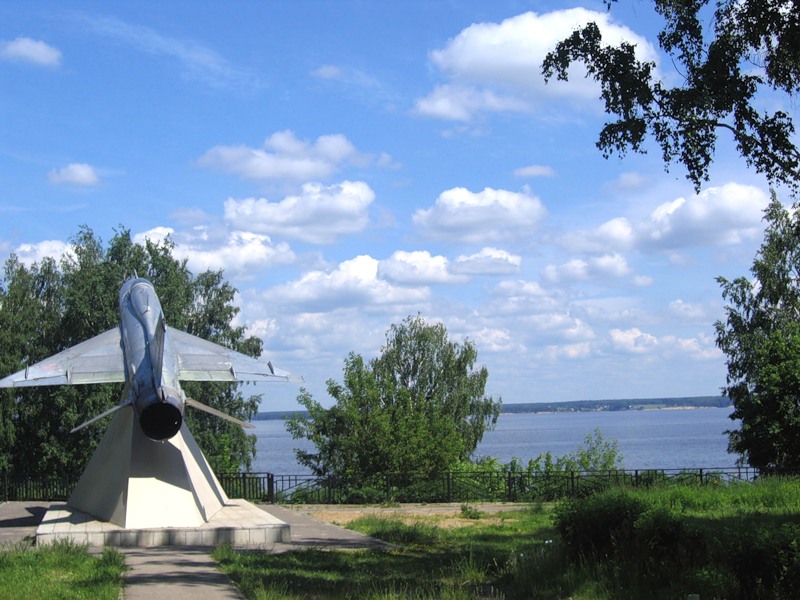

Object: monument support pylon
[68,406,228,529]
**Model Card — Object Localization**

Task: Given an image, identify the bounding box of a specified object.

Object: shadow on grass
[215,547,455,598]
[215,511,560,599]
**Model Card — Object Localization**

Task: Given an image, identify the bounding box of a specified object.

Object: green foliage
[350,515,443,547]
[497,428,625,500]
[542,1,800,192]
[552,479,800,598]
[286,315,501,485]
[716,195,800,471]
[555,490,648,558]
[459,504,482,520]
[0,539,125,599]
[527,427,623,475]
[0,226,261,478]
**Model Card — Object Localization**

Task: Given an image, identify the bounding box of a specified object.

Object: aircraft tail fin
[185,397,255,429]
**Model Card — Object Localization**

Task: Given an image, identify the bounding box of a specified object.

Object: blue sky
[1,2,787,411]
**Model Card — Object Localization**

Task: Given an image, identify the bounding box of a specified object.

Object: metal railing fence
[0,467,771,504]
[218,467,761,504]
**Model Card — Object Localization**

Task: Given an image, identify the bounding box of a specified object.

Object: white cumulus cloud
[642,183,769,250]
[543,253,631,283]
[609,327,659,354]
[224,180,375,244]
[48,163,100,186]
[134,227,295,277]
[378,250,467,284]
[269,255,430,311]
[661,334,721,360]
[452,247,521,275]
[416,9,658,121]
[13,240,71,265]
[198,130,362,181]
[1,37,61,67]
[181,232,295,276]
[469,327,525,353]
[413,186,546,243]
[414,84,528,121]
[563,183,769,254]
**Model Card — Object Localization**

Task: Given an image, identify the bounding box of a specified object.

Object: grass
[0,539,126,599]
[213,479,800,599]
[214,505,556,599]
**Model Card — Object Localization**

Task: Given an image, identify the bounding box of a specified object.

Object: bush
[554,489,646,558]
[553,483,800,598]
[729,521,800,598]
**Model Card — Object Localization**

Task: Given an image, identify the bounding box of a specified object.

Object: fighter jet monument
[0,277,300,529]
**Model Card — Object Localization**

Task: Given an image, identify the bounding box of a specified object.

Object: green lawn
[214,479,800,599]
[213,503,567,599]
[0,540,126,600]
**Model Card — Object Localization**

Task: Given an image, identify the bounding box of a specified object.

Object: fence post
[266,473,274,503]
[570,471,576,497]
[446,472,452,502]
[699,469,704,485]
[506,472,514,502]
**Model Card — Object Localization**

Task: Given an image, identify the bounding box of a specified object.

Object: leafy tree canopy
[543,0,800,192]
[0,226,262,479]
[286,315,502,484]
[715,194,800,471]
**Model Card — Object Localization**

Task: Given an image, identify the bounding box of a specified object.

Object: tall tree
[715,194,800,471]
[542,1,800,192]
[0,227,262,479]
[286,316,501,484]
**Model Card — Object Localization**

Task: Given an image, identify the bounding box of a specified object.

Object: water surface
[250,407,738,473]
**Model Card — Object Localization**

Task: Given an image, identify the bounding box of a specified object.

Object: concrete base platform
[35,499,290,548]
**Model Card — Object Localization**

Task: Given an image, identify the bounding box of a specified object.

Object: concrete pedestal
[68,407,228,529]
[36,499,290,547]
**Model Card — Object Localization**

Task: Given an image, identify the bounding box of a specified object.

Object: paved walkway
[0,501,389,599]
[258,504,392,552]
[0,501,47,545]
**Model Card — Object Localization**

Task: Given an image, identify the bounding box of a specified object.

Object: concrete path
[0,501,389,599]
[0,501,47,545]
[121,547,245,599]
[258,504,392,552]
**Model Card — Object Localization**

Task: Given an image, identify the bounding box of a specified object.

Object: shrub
[729,521,800,598]
[554,489,646,558]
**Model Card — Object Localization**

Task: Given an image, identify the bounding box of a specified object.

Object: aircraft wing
[167,326,302,383]
[0,328,125,387]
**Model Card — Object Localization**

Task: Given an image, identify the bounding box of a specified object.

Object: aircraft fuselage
[120,278,184,440]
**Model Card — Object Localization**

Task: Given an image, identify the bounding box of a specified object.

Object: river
[250,407,738,473]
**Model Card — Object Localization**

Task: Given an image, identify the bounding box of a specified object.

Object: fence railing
[0,467,768,504]
[218,468,761,504]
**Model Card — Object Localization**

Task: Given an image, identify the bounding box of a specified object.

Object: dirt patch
[281,502,524,527]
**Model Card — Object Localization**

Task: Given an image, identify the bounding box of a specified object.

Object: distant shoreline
[255,395,731,421]
[503,405,726,416]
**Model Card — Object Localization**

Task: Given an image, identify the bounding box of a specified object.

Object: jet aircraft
[0,277,300,441]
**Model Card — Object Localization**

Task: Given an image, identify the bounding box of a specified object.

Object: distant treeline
[499,395,730,414]
[254,396,730,421]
